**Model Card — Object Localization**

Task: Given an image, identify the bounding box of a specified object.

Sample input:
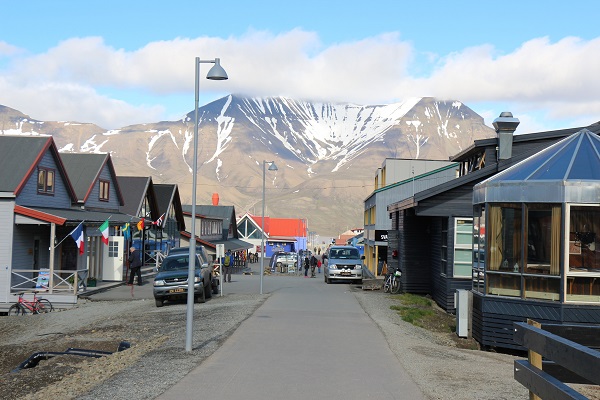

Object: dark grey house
[472,128,600,349]
[386,114,600,345]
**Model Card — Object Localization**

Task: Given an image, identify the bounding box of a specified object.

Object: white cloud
[0,31,599,131]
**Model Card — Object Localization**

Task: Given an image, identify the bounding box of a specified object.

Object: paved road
[89,266,425,399]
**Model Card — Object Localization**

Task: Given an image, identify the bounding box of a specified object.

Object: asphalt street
[89,267,425,400]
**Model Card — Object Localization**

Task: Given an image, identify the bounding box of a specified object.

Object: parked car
[166,246,219,293]
[269,252,298,272]
[324,245,363,284]
[153,251,213,307]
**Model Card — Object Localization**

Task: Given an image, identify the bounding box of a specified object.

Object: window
[99,180,110,201]
[472,206,486,293]
[108,240,118,257]
[566,204,600,302]
[485,203,562,301]
[37,168,55,194]
[454,218,473,277]
[487,204,522,297]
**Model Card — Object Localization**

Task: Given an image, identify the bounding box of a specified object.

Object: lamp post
[186,57,227,352]
[260,160,278,294]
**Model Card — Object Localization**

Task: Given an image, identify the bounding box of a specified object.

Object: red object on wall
[212,193,219,206]
[392,250,398,258]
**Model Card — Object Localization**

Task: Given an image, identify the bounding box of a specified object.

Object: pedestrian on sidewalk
[310,254,318,278]
[128,246,143,286]
[304,256,310,277]
[223,249,233,283]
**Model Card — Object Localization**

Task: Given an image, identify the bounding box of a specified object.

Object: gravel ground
[1,288,598,400]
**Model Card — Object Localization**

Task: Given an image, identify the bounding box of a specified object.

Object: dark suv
[153,248,215,307]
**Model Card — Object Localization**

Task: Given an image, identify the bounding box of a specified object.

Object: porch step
[362,278,383,291]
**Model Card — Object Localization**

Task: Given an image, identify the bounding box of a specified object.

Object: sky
[1,0,599,133]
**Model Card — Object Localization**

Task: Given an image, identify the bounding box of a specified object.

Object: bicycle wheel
[8,304,24,316]
[391,277,401,294]
[382,275,391,293]
[36,299,54,313]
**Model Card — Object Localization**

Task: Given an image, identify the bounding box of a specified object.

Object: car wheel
[205,281,212,298]
[155,298,164,307]
[212,279,219,295]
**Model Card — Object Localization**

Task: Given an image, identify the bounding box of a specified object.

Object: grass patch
[390,305,434,325]
[390,293,448,330]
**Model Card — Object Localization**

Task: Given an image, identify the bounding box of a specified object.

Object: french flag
[70,222,85,255]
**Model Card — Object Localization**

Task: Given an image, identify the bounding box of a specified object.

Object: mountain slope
[0,96,495,236]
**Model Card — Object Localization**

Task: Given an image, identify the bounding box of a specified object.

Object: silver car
[324,246,363,284]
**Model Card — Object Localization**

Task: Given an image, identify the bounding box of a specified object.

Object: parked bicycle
[8,291,54,315]
[382,268,402,294]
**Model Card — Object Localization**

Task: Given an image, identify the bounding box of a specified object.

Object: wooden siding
[15,151,72,209]
[472,293,600,350]
[11,225,52,290]
[387,229,399,273]
[399,210,431,294]
[416,184,475,217]
[0,201,14,302]
[84,164,121,210]
[429,217,473,312]
[431,218,448,309]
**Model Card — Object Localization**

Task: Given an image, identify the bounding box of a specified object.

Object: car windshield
[161,256,199,271]
[329,248,360,260]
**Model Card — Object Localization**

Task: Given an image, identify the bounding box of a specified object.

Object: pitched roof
[182,204,237,240]
[60,153,124,205]
[0,135,77,199]
[154,183,185,229]
[117,176,159,220]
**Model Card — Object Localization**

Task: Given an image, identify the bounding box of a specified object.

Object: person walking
[128,246,143,286]
[310,254,318,278]
[222,249,233,283]
[304,256,310,278]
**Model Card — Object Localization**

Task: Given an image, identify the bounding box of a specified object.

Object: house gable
[16,145,76,209]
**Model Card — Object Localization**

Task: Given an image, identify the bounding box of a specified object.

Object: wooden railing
[513,319,600,400]
[11,268,89,295]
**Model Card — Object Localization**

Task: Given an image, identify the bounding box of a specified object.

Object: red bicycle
[8,291,54,315]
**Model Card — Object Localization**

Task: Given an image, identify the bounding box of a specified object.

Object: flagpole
[54,221,85,248]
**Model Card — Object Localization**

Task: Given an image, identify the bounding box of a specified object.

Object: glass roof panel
[567,134,600,180]
[529,137,579,180]
[497,137,576,181]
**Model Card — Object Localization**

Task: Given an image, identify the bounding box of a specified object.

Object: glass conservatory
[473,128,600,304]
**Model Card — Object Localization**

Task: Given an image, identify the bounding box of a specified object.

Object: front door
[102,236,124,281]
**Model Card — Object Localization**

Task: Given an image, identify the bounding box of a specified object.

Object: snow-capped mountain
[0,95,495,235]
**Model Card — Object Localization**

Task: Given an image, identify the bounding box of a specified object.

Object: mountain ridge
[0,95,495,236]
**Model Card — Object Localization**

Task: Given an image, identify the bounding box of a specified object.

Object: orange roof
[249,215,307,237]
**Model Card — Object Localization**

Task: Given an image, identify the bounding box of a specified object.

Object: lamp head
[206,58,228,80]
[268,161,278,171]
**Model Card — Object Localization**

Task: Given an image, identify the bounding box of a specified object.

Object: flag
[137,219,145,231]
[70,222,85,255]
[152,213,165,227]
[99,220,109,245]
[122,223,130,241]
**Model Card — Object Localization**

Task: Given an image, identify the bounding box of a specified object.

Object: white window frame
[453,217,473,278]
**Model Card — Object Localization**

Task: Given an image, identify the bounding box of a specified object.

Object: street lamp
[260,160,278,294]
[186,57,228,352]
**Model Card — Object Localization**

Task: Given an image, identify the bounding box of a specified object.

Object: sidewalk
[156,275,425,400]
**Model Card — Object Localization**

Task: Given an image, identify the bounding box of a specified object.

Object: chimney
[212,193,219,206]
[493,112,520,161]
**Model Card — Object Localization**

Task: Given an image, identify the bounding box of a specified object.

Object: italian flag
[99,220,109,245]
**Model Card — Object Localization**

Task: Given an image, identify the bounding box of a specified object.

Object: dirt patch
[388,293,480,350]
